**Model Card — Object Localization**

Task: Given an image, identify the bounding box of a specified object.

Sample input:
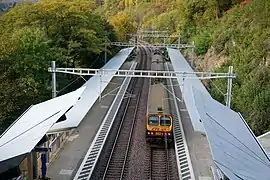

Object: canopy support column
[226,66,233,108]
[51,61,57,98]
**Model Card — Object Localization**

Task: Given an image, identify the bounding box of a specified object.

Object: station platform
[258,132,270,156]
[46,61,134,180]
[167,63,214,180]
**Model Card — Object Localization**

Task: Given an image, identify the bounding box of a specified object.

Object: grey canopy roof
[167,47,270,179]
[0,87,85,174]
[192,85,270,179]
[48,47,134,133]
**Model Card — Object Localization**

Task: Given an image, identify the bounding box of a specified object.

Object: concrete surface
[47,61,133,180]
[170,67,214,180]
[258,132,270,154]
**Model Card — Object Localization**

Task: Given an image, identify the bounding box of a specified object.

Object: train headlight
[147,132,150,135]
[168,133,171,136]
[151,132,153,135]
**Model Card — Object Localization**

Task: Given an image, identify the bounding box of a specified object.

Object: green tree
[0,0,118,133]
[0,27,56,132]
[109,11,137,41]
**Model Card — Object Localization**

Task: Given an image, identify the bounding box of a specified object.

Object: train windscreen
[148,116,159,125]
[160,116,171,126]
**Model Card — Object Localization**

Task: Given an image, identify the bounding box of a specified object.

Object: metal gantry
[128,33,180,38]
[107,42,194,49]
[127,31,184,49]
[49,63,235,108]
[137,30,168,33]
[48,67,235,80]
[128,32,180,45]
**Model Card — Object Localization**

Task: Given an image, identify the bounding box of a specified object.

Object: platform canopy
[0,86,85,174]
[192,86,270,179]
[258,132,270,155]
[48,47,134,133]
[167,47,209,132]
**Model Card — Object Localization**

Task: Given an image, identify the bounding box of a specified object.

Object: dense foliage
[210,0,270,135]
[0,0,118,133]
[101,0,270,135]
[1,0,269,136]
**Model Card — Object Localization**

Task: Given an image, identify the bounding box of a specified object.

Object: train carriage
[146,48,173,146]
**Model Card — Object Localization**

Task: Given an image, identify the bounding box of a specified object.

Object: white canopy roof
[48,47,134,133]
[0,86,85,173]
[167,47,270,179]
[167,48,208,132]
[192,86,270,179]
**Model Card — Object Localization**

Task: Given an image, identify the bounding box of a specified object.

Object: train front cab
[146,114,173,145]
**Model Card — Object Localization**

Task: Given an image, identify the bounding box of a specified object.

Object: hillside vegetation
[100,0,270,135]
[0,0,269,136]
[210,0,270,135]
[0,0,118,133]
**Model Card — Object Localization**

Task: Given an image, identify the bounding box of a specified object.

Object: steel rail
[102,46,148,180]
[150,146,170,180]
[73,62,137,180]
[165,136,170,180]
[101,77,137,180]
[120,88,142,179]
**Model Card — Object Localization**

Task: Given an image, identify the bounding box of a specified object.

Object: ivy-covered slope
[102,0,270,135]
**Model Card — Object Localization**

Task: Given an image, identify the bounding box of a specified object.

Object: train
[146,47,173,146]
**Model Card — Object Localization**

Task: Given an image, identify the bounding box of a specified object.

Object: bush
[193,31,212,55]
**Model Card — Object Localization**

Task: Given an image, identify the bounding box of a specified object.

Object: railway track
[82,46,181,180]
[144,53,179,180]
[74,63,137,180]
[100,47,149,180]
[147,132,180,180]
[149,139,170,180]
[101,77,142,179]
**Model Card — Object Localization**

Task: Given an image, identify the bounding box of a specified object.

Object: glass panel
[148,116,159,126]
[160,116,171,126]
